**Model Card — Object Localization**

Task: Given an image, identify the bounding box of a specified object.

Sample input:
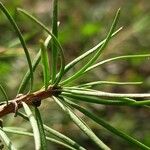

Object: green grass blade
[17,8,65,85]
[17,50,41,94]
[3,127,76,150]
[64,54,150,83]
[62,93,135,106]
[51,0,58,83]
[85,54,150,73]
[0,2,33,92]
[0,128,17,150]
[63,27,122,75]
[22,102,41,150]
[34,107,47,150]
[53,96,111,150]
[129,100,150,106]
[69,102,150,150]
[44,124,86,150]
[17,111,86,150]
[77,81,143,88]
[17,35,52,94]
[61,8,121,85]
[40,40,50,90]
[63,93,150,106]
[62,88,150,98]
[0,84,8,105]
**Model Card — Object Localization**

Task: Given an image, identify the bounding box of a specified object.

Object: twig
[0,86,60,118]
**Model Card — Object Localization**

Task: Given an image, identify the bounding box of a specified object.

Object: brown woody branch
[0,86,61,118]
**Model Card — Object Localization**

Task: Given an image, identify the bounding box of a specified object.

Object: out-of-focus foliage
[0,0,150,149]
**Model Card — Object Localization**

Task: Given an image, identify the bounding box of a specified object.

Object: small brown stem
[0,86,61,118]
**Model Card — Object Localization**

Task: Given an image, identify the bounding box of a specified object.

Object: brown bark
[0,86,61,118]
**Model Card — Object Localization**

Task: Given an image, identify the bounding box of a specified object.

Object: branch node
[32,98,41,107]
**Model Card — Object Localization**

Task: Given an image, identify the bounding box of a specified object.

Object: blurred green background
[0,0,150,149]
